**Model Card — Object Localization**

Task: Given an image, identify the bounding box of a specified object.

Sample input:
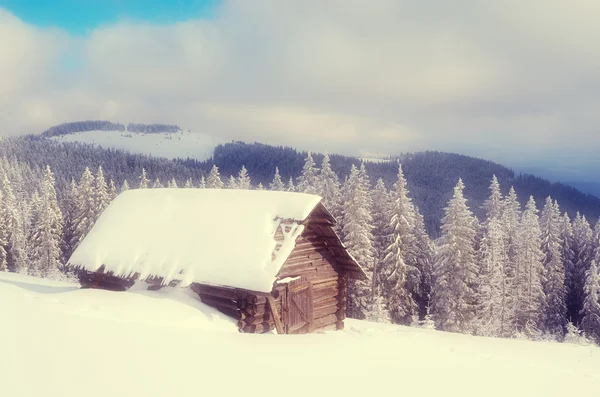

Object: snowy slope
[50,130,225,161]
[2,272,599,397]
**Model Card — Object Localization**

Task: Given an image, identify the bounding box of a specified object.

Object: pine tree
[152,178,163,189]
[167,178,178,188]
[541,198,568,338]
[120,179,130,193]
[371,178,392,290]
[108,180,117,201]
[483,175,503,219]
[185,178,194,188]
[382,165,420,325]
[287,177,296,192]
[269,167,285,191]
[430,179,478,333]
[71,167,96,251]
[61,179,78,262]
[256,183,265,190]
[364,294,390,324]
[227,176,237,189]
[236,166,251,189]
[139,168,149,189]
[515,196,545,336]
[476,216,505,336]
[93,166,110,218]
[0,189,9,271]
[296,152,319,194]
[569,213,594,325]
[413,208,434,319]
[30,166,63,278]
[206,165,224,189]
[342,164,375,319]
[317,154,342,219]
[1,173,27,272]
[198,176,205,188]
[581,260,600,344]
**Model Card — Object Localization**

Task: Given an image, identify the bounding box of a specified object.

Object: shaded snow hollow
[68,189,321,292]
[1,272,599,397]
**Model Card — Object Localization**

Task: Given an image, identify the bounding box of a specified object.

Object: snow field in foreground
[1,272,599,397]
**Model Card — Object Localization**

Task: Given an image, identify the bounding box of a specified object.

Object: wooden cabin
[69,189,365,334]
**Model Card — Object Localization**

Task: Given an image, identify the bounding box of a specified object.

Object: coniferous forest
[0,133,599,344]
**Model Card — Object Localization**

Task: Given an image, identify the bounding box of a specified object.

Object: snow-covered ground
[50,130,225,161]
[2,272,599,397]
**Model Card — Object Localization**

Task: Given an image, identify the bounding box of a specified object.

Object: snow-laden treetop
[68,189,323,292]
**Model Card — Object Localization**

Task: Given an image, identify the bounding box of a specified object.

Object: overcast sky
[1,0,599,181]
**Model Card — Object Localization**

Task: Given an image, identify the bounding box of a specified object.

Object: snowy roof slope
[68,189,322,292]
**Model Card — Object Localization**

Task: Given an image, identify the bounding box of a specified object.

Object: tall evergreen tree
[342,164,375,319]
[296,152,319,194]
[139,168,149,189]
[317,154,342,219]
[71,167,95,251]
[227,175,237,189]
[413,208,434,319]
[0,189,8,271]
[108,180,117,201]
[206,165,224,189]
[120,179,130,193]
[431,179,478,333]
[93,166,110,218]
[152,178,163,189]
[382,165,420,324]
[1,173,26,272]
[482,175,503,219]
[236,165,251,189]
[198,176,206,188]
[30,166,63,278]
[287,177,296,192]
[569,213,594,324]
[581,260,600,344]
[371,178,391,289]
[541,198,568,338]
[269,167,285,191]
[515,196,545,335]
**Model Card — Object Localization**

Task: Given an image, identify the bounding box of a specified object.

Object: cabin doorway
[283,278,313,334]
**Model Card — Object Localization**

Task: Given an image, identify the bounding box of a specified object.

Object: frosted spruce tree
[476,216,506,336]
[108,180,117,201]
[515,196,545,336]
[70,167,96,251]
[167,178,178,188]
[431,179,478,333]
[287,177,296,192]
[569,213,594,324]
[139,168,149,189]
[371,178,392,289]
[382,164,420,325]
[269,167,285,191]
[0,189,8,271]
[93,166,110,219]
[412,208,434,319]
[317,154,342,220]
[541,198,568,338]
[256,183,265,190]
[342,164,375,319]
[30,166,63,278]
[296,152,319,194]
[198,176,205,188]
[1,173,27,272]
[206,165,224,189]
[227,176,237,189]
[581,260,600,344]
[236,166,251,189]
[120,179,130,193]
[152,178,163,189]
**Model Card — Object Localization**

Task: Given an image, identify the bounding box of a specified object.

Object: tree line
[1,152,599,345]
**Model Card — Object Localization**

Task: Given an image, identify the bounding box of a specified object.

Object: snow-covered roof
[68,189,324,293]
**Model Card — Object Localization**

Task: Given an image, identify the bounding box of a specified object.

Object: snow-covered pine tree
[236,166,251,189]
[167,178,178,188]
[185,178,194,188]
[120,179,130,192]
[71,167,96,251]
[342,164,375,319]
[205,165,223,189]
[256,183,265,190]
[413,208,434,319]
[475,216,505,336]
[371,178,392,291]
[515,196,545,336]
[1,173,27,272]
[108,180,117,201]
[317,154,342,219]
[581,260,600,344]
[287,177,296,192]
[139,168,149,189]
[61,179,78,262]
[382,165,420,325]
[569,213,594,325]
[430,179,478,333]
[269,167,285,191]
[198,176,205,188]
[499,186,522,336]
[364,294,391,324]
[541,198,568,338]
[296,152,319,194]
[152,178,163,189]
[30,166,63,278]
[93,166,110,219]
[227,176,237,189]
[483,175,503,219]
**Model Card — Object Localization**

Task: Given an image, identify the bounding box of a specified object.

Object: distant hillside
[41,120,182,137]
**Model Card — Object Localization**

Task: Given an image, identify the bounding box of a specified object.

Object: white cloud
[1,0,599,172]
